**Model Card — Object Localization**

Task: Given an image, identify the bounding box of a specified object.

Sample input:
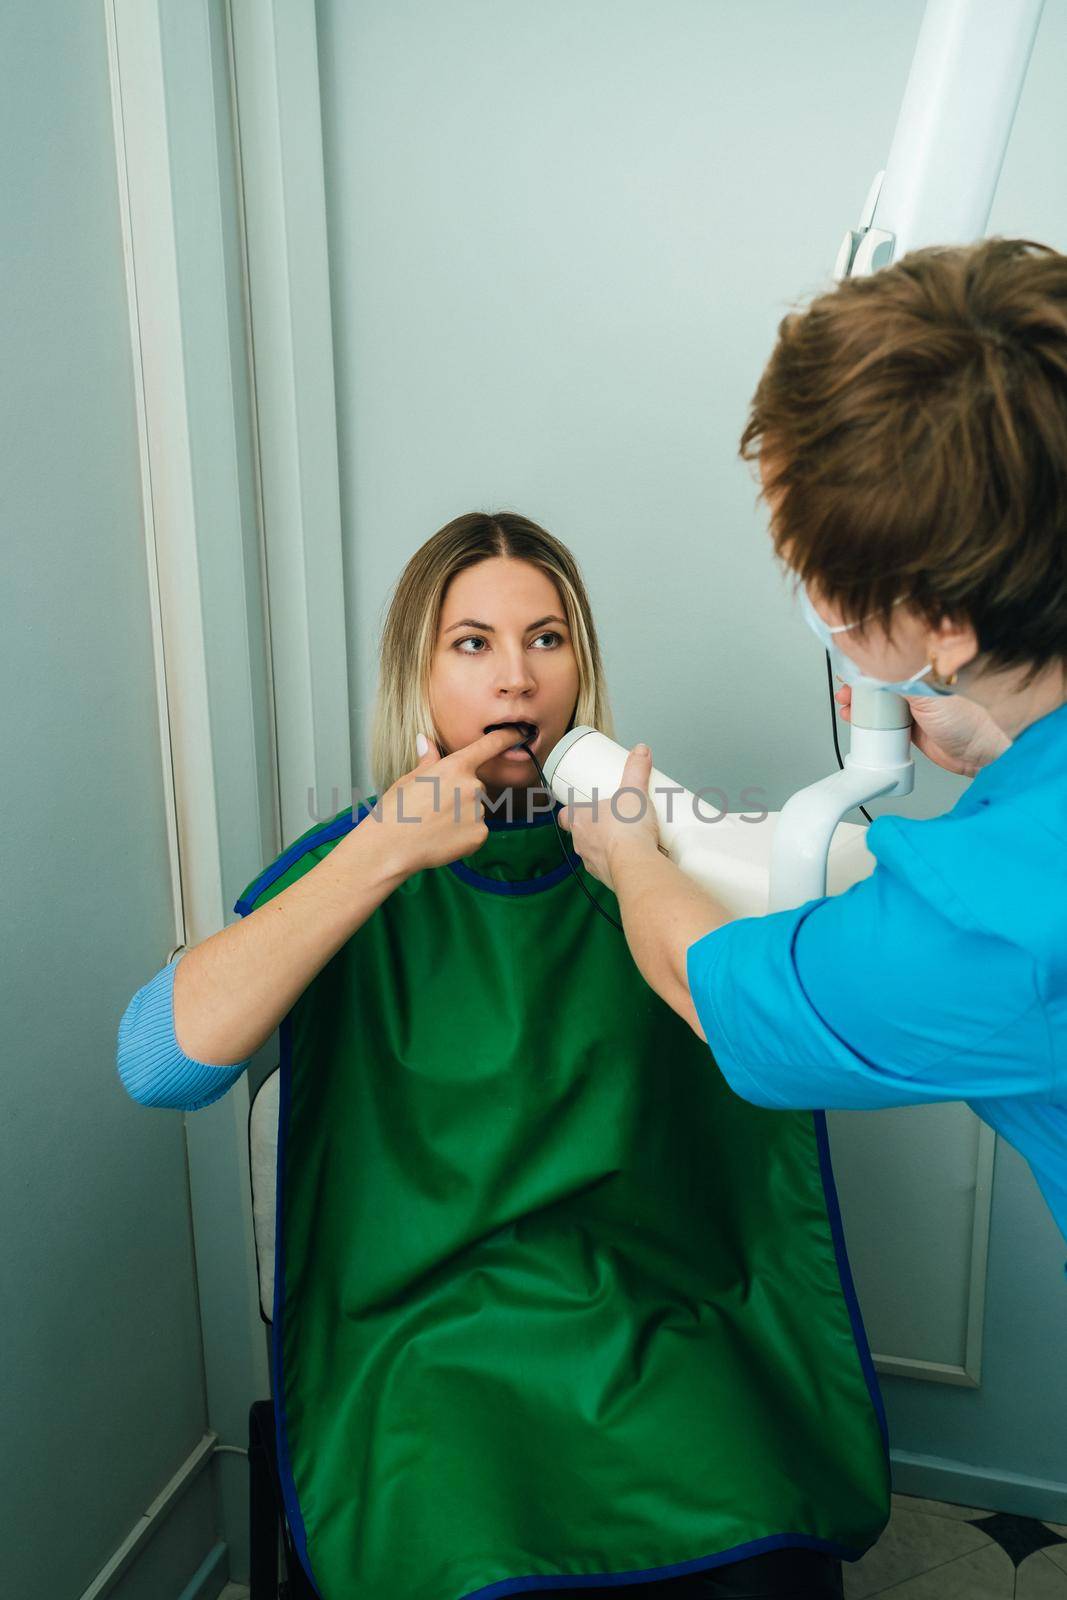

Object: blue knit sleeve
[117,958,251,1111]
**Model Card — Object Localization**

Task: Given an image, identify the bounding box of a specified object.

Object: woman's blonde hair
[369,510,615,797]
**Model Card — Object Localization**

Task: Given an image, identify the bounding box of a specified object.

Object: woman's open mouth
[484,719,540,755]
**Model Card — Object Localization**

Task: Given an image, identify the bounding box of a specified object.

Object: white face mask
[798,588,957,698]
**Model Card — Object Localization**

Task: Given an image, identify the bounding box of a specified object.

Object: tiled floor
[844,1493,1067,1598]
[216,1499,1067,1599]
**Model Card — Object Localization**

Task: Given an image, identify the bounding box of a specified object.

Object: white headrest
[248,1069,280,1322]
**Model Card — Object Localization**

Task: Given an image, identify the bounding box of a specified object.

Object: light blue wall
[317,0,1067,1509]
[0,3,221,1595]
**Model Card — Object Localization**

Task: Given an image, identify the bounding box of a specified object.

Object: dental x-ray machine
[541,0,1045,920]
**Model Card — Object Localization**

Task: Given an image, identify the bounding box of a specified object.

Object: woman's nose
[494,651,538,691]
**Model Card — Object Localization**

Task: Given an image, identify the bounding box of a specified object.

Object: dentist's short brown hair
[741,237,1067,687]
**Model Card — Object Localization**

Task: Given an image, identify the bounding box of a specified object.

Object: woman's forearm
[609,841,734,1039]
[173,820,409,1064]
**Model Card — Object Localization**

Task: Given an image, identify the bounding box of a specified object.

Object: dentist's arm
[607,836,733,1039]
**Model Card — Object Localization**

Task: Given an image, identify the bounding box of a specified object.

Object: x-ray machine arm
[767,0,1046,913]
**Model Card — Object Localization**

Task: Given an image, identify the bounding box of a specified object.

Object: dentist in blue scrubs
[561,238,1067,1254]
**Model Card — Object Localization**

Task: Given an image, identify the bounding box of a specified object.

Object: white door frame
[106,0,349,1582]
[229,0,352,843]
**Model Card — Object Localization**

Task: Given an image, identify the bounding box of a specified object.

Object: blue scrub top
[686,700,1067,1258]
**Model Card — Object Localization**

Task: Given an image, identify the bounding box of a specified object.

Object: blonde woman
[118,511,889,1600]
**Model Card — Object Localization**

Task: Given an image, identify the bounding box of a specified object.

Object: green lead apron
[235,800,890,1600]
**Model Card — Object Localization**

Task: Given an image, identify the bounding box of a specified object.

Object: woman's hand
[834,683,1011,776]
[557,744,661,892]
[373,727,524,876]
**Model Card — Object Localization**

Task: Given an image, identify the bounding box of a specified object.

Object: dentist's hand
[557,743,661,892]
[834,683,1011,777]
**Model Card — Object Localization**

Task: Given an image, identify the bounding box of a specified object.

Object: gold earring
[930,656,959,688]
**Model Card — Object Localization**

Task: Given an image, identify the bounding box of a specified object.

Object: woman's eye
[454,631,562,655]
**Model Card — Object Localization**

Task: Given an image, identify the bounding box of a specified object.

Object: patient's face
[429,556,580,800]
